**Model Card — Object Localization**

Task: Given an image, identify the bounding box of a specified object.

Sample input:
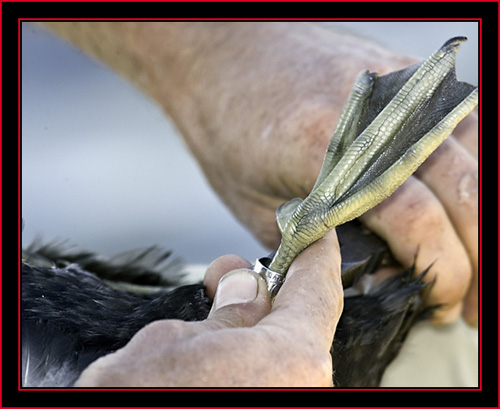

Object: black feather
[21,260,211,387]
[23,240,184,287]
[21,221,435,387]
[332,266,436,387]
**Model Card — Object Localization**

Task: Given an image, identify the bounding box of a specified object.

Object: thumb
[207,269,272,328]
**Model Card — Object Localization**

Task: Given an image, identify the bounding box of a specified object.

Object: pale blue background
[21,22,479,264]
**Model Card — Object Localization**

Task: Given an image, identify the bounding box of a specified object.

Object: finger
[360,176,471,325]
[76,270,272,388]
[451,110,478,159]
[416,136,478,327]
[203,254,252,299]
[416,137,478,250]
[262,229,343,352]
[205,269,272,329]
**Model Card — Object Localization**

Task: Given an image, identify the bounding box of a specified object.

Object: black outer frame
[5,1,497,407]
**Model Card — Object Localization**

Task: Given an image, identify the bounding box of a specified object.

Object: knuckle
[456,169,478,208]
[275,332,333,385]
[311,352,334,385]
[293,351,333,386]
[402,195,445,238]
[383,188,447,256]
[257,329,333,386]
[430,252,472,306]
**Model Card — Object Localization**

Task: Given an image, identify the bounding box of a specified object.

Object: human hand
[74,230,342,387]
[165,24,477,327]
[44,22,478,328]
[166,24,476,327]
[359,110,478,327]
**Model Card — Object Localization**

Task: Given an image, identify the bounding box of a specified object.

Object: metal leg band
[252,256,286,299]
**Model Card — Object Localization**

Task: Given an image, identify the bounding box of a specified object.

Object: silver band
[252,257,286,299]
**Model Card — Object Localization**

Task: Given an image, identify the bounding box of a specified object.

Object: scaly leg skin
[257,37,478,293]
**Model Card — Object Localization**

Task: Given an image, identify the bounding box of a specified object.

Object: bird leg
[254,37,478,297]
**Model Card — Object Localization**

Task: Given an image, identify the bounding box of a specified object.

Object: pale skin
[40,22,479,386]
[75,230,342,387]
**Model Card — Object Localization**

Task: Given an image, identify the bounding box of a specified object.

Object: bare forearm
[42,22,414,244]
[42,22,412,158]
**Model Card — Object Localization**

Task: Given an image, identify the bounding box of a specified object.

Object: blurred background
[21,21,479,269]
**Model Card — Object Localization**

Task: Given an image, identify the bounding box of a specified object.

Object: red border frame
[16,15,484,399]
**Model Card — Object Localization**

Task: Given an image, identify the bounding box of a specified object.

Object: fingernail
[213,270,259,310]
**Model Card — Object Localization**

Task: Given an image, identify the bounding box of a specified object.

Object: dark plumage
[21,220,435,388]
[22,260,211,387]
[332,265,434,387]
